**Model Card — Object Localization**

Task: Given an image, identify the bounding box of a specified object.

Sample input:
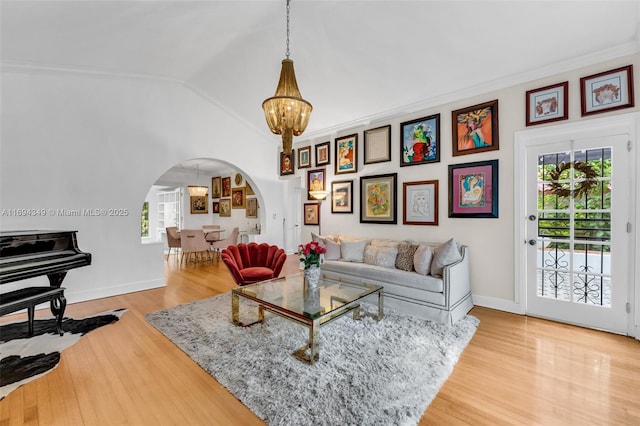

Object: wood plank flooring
[1,254,639,425]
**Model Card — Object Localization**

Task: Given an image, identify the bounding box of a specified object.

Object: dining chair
[180,229,213,264]
[165,227,181,261]
[210,227,239,261]
[203,225,222,243]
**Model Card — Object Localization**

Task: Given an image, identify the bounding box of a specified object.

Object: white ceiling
[2,0,640,180]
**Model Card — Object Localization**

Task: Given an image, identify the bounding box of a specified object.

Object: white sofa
[312,233,473,324]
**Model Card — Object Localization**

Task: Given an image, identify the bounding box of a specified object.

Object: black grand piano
[0,230,91,335]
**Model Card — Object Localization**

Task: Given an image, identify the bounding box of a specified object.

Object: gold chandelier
[262,0,312,154]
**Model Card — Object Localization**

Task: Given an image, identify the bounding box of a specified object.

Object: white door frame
[514,112,639,338]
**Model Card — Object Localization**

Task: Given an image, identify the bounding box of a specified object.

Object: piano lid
[0,230,81,258]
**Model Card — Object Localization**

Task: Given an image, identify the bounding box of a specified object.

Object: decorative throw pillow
[340,239,368,262]
[324,239,341,260]
[311,232,336,244]
[375,246,398,269]
[430,238,462,277]
[395,243,419,271]
[414,245,434,275]
[363,245,378,265]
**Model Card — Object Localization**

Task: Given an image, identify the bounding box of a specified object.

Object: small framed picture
[231,187,246,209]
[526,81,569,126]
[280,150,295,176]
[335,134,358,175]
[448,160,498,218]
[211,176,222,198]
[222,177,231,197]
[245,181,255,195]
[452,100,499,157]
[219,199,231,217]
[315,141,330,166]
[212,201,220,214]
[580,65,634,116]
[190,195,208,214]
[298,146,311,169]
[400,115,440,166]
[331,180,353,214]
[246,198,258,218]
[307,168,326,199]
[303,203,320,226]
[360,173,397,224]
[364,125,391,164]
[403,180,439,226]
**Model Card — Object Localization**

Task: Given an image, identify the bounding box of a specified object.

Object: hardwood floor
[1,254,639,425]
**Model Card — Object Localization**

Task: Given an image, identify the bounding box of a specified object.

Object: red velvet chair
[221,243,287,286]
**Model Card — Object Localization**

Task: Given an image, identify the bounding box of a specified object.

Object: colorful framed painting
[335,134,358,175]
[190,195,208,214]
[448,160,498,218]
[280,150,295,176]
[219,199,231,217]
[307,168,326,199]
[360,173,397,224]
[315,141,330,166]
[452,100,499,157]
[331,180,353,214]
[526,81,569,126]
[303,203,320,226]
[211,176,222,198]
[298,145,311,169]
[364,125,391,164]
[580,65,634,116]
[403,180,438,226]
[222,177,231,197]
[400,115,440,166]
[212,201,220,214]
[246,198,258,218]
[231,187,246,209]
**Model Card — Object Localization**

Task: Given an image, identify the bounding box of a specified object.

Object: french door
[519,121,634,334]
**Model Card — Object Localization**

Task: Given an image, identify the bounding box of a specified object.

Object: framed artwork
[211,176,222,198]
[234,173,243,186]
[222,177,231,197]
[331,180,353,214]
[190,195,208,214]
[212,201,220,214]
[360,173,397,224]
[315,141,330,166]
[303,203,320,226]
[246,198,258,218]
[219,199,231,217]
[400,115,440,166]
[335,134,358,175]
[298,146,311,169]
[246,181,255,195]
[307,168,325,199]
[403,180,439,226]
[231,187,246,209]
[580,65,634,116]
[280,150,295,176]
[364,125,391,164]
[526,81,568,126]
[448,160,498,218]
[452,99,499,156]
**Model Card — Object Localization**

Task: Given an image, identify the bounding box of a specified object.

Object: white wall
[0,69,285,303]
[293,54,640,311]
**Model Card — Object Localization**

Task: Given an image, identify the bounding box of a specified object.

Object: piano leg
[47,271,67,288]
[50,293,67,336]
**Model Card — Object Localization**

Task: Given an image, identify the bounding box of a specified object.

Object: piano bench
[0,287,67,336]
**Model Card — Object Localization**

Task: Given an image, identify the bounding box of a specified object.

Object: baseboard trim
[472,294,524,315]
[66,278,166,304]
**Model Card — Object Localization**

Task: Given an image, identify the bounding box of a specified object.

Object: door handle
[528,215,537,221]
[528,239,536,246]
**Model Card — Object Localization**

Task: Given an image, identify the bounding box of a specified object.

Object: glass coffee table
[231,272,383,364]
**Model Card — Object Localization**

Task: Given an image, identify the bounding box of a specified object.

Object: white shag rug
[146,293,478,426]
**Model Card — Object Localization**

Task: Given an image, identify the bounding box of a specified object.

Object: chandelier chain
[285,0,290,59]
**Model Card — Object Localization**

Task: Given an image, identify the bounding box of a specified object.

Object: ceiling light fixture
[262,0,312,155]
[188,164,208,197]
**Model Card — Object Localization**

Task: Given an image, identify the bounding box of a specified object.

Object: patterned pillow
[414,245,434,275]
[395,243,419,271]
[430,239,462,277]
[340,239,368,262]
[375,246,398,269]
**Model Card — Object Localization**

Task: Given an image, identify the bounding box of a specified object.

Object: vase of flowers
[299,241,326,288]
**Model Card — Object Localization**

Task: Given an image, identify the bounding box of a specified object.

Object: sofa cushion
[340,239,368,262]
[324,239,341,260]
[414,244,434,275]
[430,238,462,277]
[375,246,398,269]
[370,239,400,248]
[311,231,337,245]
[395,243,419,271]
[363,245,378,265]
[240,266,274,283]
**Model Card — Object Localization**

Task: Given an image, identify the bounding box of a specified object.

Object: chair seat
[240,267,274,284]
